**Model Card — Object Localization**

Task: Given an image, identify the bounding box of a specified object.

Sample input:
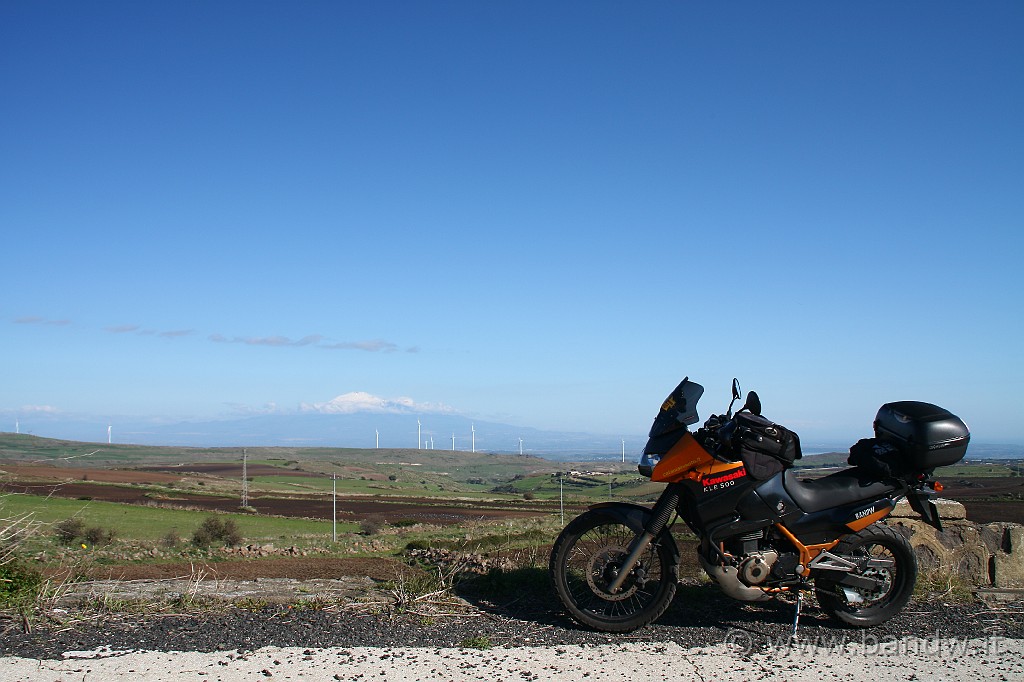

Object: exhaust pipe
[699,554,772,602]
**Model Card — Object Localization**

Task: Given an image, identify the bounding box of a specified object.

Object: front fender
[586,501,681,565]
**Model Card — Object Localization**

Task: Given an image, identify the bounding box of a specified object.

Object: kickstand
[790,591,804,640]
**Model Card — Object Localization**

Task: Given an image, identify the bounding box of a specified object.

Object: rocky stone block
[890,517,991,585]
[891,497,967,520]
[993,525,1024,588]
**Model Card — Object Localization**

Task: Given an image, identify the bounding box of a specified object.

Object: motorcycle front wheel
[814,523,917,627]
[549,509,678,632]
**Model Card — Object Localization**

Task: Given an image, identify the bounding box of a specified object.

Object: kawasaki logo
[702,468,747,487]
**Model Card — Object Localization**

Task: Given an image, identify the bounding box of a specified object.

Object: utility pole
[241,449,249,508]
[332,473,337,542]
[559,474,564,525]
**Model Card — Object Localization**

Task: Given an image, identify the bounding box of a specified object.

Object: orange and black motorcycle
[549,377,970,632]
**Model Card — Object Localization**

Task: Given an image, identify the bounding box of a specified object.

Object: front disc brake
[586,547,639,601]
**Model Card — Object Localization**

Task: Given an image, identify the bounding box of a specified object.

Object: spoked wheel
[549,510,678,632]
[815,523,917,627]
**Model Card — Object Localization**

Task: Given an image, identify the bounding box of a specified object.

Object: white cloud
[225,402,282,415]
[301,392,455,415]
[210,334,324,347]
[208,333,406,353]
[21,405,60,414]
[320,339,398,352]
[14,316,70,326]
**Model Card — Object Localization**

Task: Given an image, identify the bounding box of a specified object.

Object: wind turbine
[108,424,112,445]
[519,437,523,455]
[15,419,19,434]
[471,424,476,453]
[429,435,434,450]
[417,419,422,450]
[375,429,379,449]
[621,439,625,463]
[451,433,455,451]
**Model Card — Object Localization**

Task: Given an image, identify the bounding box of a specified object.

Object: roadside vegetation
[1,434,1020,625]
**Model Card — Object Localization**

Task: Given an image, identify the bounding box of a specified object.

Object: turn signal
[931,481,945,492]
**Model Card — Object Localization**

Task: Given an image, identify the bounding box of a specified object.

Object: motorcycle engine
[737,551,779,586]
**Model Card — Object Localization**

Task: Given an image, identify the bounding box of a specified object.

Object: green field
[935,463,1020,477]
[0,493,351,545]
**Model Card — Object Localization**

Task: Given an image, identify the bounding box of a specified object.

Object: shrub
[192,516,243,548]
[83,526,116,546]
[54,518,86,545]
[160,530,182,549]
[360,518,383,536]
[192,525,215,548]
[0,562,43,609]
[220,519,242,546]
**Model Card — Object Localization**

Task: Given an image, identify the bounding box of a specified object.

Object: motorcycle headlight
[638,452,660,478]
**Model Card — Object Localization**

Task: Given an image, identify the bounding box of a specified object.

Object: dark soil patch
[137,463,314,478]
[0,464,183,485]
[960,500,1024,524]
[942,476,1024,500]
[0,481,558,524]
[74,556,411,582]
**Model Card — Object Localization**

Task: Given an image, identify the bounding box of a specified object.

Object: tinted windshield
[648,377,704,437]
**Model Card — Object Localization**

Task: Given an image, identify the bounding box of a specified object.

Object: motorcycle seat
[782,468,902,514]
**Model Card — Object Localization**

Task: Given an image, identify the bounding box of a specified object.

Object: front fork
[606,486,681,594]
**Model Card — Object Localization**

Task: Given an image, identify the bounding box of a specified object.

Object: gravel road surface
[4,637,1023,682]
[2,580,1022,681]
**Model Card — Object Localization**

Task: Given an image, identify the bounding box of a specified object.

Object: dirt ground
[939,477,1024,523]
[136,462,321,478]
[0,480,556,524]
[0,463,184,485]
[73,556,412,582]
[3,464,1019,526]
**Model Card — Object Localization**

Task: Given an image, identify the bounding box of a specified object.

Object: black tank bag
[733,413,802,480]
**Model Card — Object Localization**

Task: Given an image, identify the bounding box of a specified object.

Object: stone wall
[888,498,1024,588]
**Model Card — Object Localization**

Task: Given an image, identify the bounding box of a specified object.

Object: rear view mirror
[726,378,742,418]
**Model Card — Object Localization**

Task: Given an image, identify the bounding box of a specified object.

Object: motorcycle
[549,377,970,633]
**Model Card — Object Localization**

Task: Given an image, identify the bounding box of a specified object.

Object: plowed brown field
[0,479,557,524]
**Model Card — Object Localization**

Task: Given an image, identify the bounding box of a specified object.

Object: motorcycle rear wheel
[549,509,678,632]
[815,523,917,627]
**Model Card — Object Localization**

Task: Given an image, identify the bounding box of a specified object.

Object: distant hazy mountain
[4,409,643,461]
[6,401,1021,462]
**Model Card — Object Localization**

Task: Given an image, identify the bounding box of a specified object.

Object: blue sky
[2,2,1022,447]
